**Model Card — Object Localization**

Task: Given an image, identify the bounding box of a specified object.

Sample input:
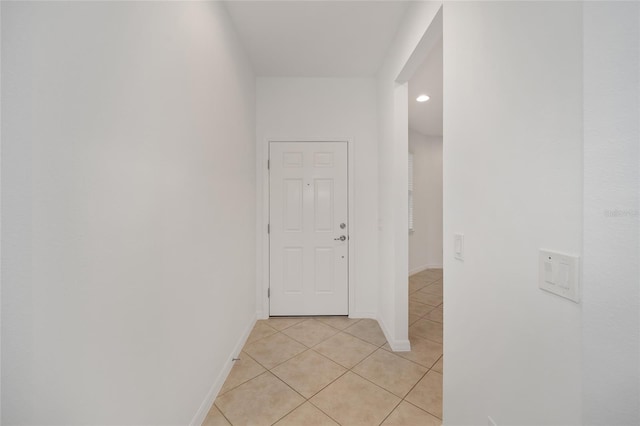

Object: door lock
[340,223,346,229]
[334,235,346,242]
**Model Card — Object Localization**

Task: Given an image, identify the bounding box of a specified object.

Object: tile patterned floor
[204,269,443,426]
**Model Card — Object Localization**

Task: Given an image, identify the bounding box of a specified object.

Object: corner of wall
[377,315,411,352]
[190,314,257,426]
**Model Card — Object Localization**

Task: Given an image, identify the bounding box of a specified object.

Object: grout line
[266,371,310,423]
[388,348,441,371]
[349,345,381,371]
[220,300,443,425]
[376,397,404,425]
[339,329,387,349]
[212,401,234,425]
[401,398,443,421]
[307,398,344,425]
[308,347,353,372]
[279,325,341,348]
[305,366,350,399]
[395,352,443,420]
[348,368,406,400]
[216,350,271,396]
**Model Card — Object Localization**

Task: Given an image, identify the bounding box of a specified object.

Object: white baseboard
[377,316,412,352]
[190,314,257,426]
[409,264,443,276]
[348,311,377,320]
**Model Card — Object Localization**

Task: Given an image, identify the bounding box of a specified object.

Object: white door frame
[258,137,355,318]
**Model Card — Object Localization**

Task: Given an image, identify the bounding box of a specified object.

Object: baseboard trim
[377,316,412,352]
[190,314,257,426]
[389,339,412,352]
[409,264,443,276]
[349,312,377,320]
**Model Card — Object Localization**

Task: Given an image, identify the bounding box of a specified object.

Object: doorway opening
[405,8,444,374]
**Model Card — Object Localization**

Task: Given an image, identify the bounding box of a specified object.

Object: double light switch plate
[538,250,580,303]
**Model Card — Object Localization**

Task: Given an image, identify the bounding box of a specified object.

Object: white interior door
[269,141,348,316]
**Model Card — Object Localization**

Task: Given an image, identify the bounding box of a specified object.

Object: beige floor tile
[416,269,443,282]
[432,356,443,373]
[422,281,443,297]
[411,271,442,284]
[282,319,339,347]
[409,318,443,344]
[387,336,442,369]
[426,306,443,324]
[409,301,434,317]
[219,352,266,395]
[313,332,378,369]
[215,372,304,426]
[405,370,443,419]
[409,313,422,325]
[310,372,401,426]
[315,316,361,330]
[409,279,428,294]
[243,333,307,369]
[352,349,427,397]
[343,319,387,346]
[381,401,441,426]
[265,317,307,331]
[272,349,346,398]
[410,290,443,307]
[246,321,278,344]
[275,402,339,426]
[409,277,433,288]
[203,405,230,426]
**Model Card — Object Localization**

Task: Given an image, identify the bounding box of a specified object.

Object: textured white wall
[256,77,379,318]
[443,2,584,424]
[583,3,640,424]
[408,130,443,274]
[1,2,256,424]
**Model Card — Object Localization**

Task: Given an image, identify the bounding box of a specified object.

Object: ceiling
[408,36,443,137]
[224,1,409,77]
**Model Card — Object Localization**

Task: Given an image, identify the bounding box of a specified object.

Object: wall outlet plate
[538,249,580,303]
[488,416,497,426]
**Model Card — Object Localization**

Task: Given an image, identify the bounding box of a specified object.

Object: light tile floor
[205,269,443,426]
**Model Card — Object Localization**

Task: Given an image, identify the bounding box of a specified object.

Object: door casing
[258,138,355,318]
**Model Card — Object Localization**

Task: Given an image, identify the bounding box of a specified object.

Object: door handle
[334,235,346,241]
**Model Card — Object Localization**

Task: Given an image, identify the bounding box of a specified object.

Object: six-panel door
[269,142,348,316]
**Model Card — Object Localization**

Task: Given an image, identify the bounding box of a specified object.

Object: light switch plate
[538,250,580,303]
[454,233,464,260]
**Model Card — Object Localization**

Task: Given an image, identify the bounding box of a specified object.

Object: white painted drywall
[408,130,443,274]
[1,2,256,424]
[256,77,379,317]
[583,3,640,424]
[443,2,583,424]
[376,1,442,349]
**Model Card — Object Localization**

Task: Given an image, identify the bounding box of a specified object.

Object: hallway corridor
[204,269,443,426]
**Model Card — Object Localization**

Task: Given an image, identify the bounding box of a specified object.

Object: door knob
[334,235,346,241]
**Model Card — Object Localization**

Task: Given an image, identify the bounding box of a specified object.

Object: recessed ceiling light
[416,94,430,102]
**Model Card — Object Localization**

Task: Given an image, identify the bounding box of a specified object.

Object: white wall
[256,77,379,318]
[443,2,584,424]
[583,3,640,425]
[1,2,256,424]
[409,129,443,274]
[376,1,442,350]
